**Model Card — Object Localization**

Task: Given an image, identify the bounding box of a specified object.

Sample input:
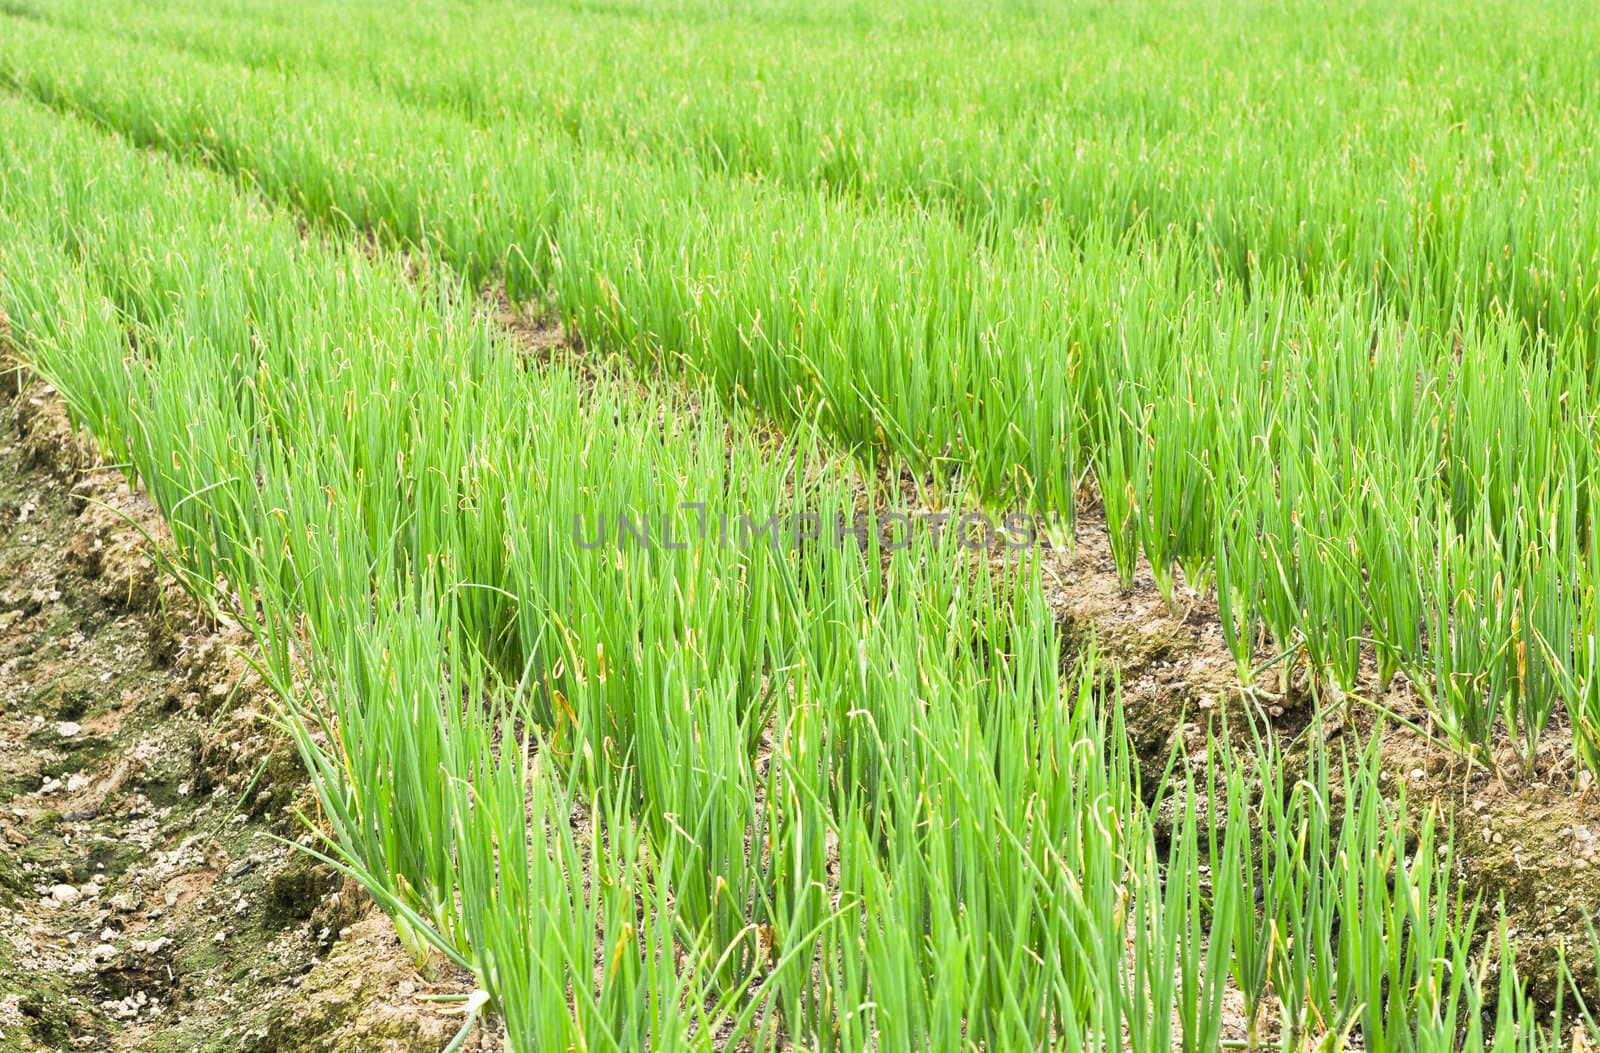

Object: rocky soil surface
[0,365,502,1051]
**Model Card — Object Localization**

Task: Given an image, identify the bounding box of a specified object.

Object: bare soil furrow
[0,364,500,1052]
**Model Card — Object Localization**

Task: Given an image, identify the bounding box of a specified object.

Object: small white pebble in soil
[55,721,82,739]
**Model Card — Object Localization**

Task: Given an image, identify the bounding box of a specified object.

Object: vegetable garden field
[2,0,1599,1048]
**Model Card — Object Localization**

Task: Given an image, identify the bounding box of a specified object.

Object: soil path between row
[7,274,1600,1049]
[0,366,502,1052]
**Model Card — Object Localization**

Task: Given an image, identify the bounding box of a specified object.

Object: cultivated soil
[506,298,1600,1013]
[7,284,1600,1052]
[0,361,503,1051]
[1042,504,1600,1007]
